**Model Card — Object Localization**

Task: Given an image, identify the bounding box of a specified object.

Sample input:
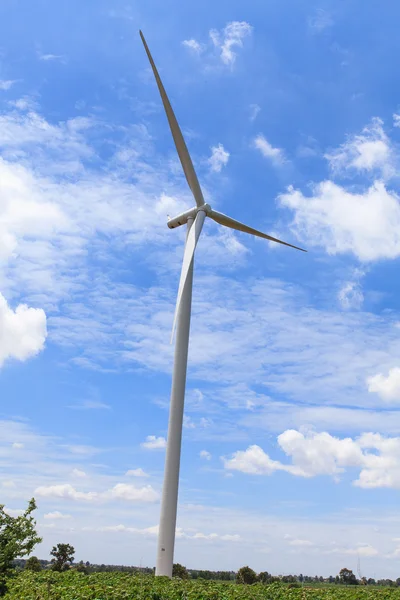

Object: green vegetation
[50,543,75,572]
[171,563,189,579]
[236,565,258,584]
[3,571,400,600]
[0,499,42,596]
[24,557,42,572]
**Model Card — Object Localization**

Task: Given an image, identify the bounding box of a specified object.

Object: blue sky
[2,0,400,579]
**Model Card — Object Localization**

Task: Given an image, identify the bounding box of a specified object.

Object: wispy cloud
[182,21,253,68]
[71,468,87,478]
[0,80,16,91]
[35,482,159,503]
[182,39,204,54]
[200,450,211,460]
[325,118,393,178]
[338,270,365,309]
[208,143,230,172]
[308,9,334,33]
[126,468,149,478]
[141,435,166,450]
[44,511,72,520]
[249,104,261,122]
[253,134,285,165]
[67,400,111,410]
[338,281,364,309]
[37,52,66,62]
[210,21,253,66]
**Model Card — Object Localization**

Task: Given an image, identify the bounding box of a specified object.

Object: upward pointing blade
[139,31,205,208]
[171,210,206,343]
[209,209,306,252]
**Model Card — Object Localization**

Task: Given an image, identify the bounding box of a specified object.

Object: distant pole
[155,218,194,577]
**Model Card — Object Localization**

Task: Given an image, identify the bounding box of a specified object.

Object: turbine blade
[209,209,306,252]
[139,31,205,208]
[171,210,206,343]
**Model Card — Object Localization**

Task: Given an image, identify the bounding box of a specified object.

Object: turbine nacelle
[167,204,211,229]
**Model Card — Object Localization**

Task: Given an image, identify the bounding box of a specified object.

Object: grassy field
[3,571,400,600]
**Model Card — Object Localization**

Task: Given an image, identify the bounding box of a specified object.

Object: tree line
[234,565,400,587]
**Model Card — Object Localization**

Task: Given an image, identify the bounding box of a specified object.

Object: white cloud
[44,511,72,520]
[35,482,159,503]
[125,468,149,478]
[0,294,47,367]
[183,415,196,429]
[351,544,378,557]
[308,9,334,33]
[287,538,314,547]
[326,544,378,557]
[338,281,364,310]
[68,400,111,410]
[4,508,23,517]
[224,429,400,490]
[123,272,400,418]
[107,483,159,503]
[35,483,98,501]
[0,80,15,91]
[254,134,285,165]
[223,444,305,476]
[2,480,16,488]
[325,118,392,177]
[12,442,24,449]
[296,137,319,158]
[38,53,65,62]
[280,180,400,261]
[0,110,93,158]
[200,450,211,460]
[210,21,252,66]
[71,468,86,478]
[208,144,230,173]
[367,368,400,402]
[192,532,240,542]
[91,522,239,543]
[0,159,69,262]
[182,39,204,54]
[141,435,167,450]
[249,104,261,122]
[277,429,362,478]
[393,113,400,128]
[66,445,100,456]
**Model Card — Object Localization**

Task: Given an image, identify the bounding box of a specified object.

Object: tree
[0,498,42,595]
[236,566,257,585]
[172,563,188,579]
[74,560,89,574]
[25,556,42,572]
[258,571,272,584]
[339,568,358,585]
[50,543,75,572]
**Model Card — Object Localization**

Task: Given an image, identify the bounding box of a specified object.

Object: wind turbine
[139,30,306,578]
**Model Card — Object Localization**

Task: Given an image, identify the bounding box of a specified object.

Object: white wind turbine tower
[139,31,306,578]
